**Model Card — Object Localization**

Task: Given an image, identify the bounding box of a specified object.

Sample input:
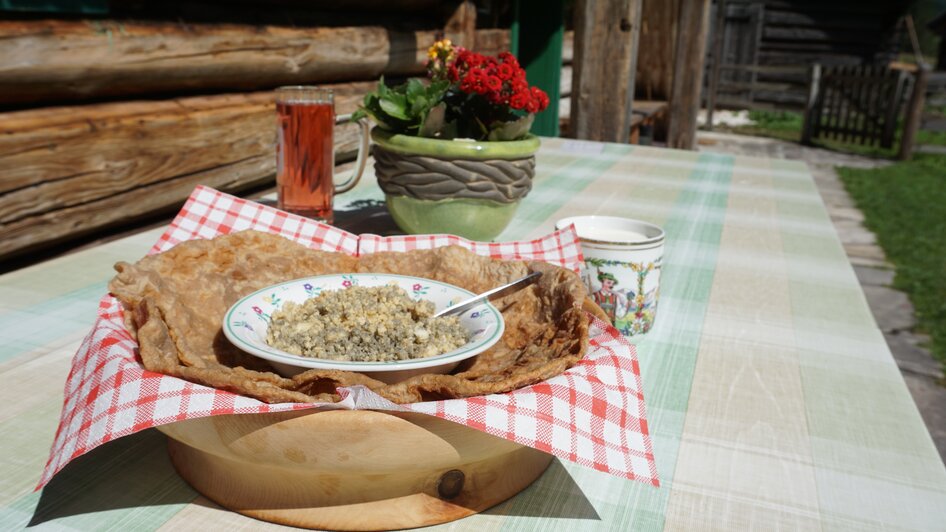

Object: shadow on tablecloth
[28,429,195,527]
[29,430,599,527]
[480,459,601,521]
[254,198,403,237]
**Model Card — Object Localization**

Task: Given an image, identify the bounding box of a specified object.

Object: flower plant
[353,39,549,142]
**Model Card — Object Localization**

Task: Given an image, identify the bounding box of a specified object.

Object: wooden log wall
[0,82,369,259]
[0,21,432,105]
[708,0,905,111]
[0,21,509,106]
[0,8,511,263]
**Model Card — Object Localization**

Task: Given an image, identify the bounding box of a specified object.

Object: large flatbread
[109,230,593,404]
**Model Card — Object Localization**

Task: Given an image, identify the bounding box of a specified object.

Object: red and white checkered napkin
[39,185,658,488]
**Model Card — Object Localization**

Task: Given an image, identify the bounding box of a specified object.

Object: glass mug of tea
[275,86,370,223]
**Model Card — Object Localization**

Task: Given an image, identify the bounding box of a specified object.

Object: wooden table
[2,138,945,530]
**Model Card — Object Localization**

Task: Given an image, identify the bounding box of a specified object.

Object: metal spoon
[434,271,543,318]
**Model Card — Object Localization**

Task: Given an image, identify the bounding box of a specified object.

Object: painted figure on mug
[591,271,628,323]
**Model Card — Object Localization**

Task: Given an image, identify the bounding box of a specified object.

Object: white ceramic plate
[223,273,504,384]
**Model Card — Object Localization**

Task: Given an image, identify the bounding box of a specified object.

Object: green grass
[838,155,946,367]
[716,109,946,158]
[715,110,805,143]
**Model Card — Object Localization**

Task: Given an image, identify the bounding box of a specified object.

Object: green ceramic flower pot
[372,128,540,241]
[386,195,521,242]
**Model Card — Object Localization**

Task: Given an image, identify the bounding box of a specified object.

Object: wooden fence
[800,64,912,149]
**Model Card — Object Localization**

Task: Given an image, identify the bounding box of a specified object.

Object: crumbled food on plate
[266,285,469,362]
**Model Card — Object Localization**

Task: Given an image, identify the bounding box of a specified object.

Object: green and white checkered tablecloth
[1,138,944,530]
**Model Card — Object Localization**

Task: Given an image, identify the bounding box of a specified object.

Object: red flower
[460,72,478,93]
[499,51,519,69]
[509,92,530,110]
[525,97,539,114]
[485,75,502,92]
[461,51,484,68]
[496,63,515,81]
[470,68,490,94]
[439,46,547,116]
[510,78,528,94]
[530,86,549,112]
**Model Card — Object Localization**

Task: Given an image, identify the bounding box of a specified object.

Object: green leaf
[406,78,425,100]
[377,77,390,98]
[361,98,398,129]
[379,98,410,120]
[354,75,456,135]
[427,79,450,95]
[487,114,535,141]
[410,95,430,117]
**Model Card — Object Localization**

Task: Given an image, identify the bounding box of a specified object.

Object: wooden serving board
[157,409,553,530]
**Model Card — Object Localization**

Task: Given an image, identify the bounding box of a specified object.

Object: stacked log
[0,15,510,262]
[0,83,370,258]
[0,21,508,106]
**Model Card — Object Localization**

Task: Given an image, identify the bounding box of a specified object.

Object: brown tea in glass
[275,87,369,223]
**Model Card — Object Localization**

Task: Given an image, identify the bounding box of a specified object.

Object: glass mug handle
[333,113,371,194]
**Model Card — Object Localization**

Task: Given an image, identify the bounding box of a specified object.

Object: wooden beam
[443,1,477,49]
[899,66,929,160]
[705,0,726,131]
[635,0,679,102]
[801,63,822,146]
[570,0,643,142]
[0,82,372,261]
[667,0,711,150]
[561,30,575,65]
[0,20,508,105]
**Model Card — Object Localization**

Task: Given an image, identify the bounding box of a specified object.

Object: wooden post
[705,0,727,132]
[801,63,822,146]
[937,38,946,71]
[444,1,477,49]
[667,0,711,150]
[899,65,929,160]
[570,0,642,142]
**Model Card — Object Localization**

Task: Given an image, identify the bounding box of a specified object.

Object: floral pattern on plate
[223,273,505,379]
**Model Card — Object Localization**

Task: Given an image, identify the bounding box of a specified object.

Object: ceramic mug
[556,216,665,336]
